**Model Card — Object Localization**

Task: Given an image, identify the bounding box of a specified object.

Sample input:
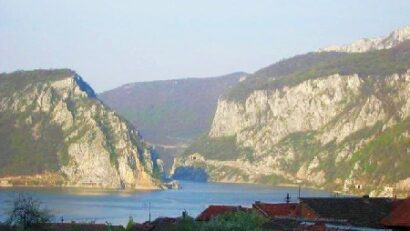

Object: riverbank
[0,174,179,191]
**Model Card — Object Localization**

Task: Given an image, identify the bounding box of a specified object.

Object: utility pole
[285,193,291,203]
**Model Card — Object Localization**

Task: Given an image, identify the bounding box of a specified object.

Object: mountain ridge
[319,26,410,53]
[174,27,410,197]
[0,69,163,189]
[99,72,246,173]
[99,72,246,145]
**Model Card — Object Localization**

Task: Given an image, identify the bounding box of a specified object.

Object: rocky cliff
[174,27,410,197]
[99,72,245,173]
[320,26,410,53]
[0,69,163,189]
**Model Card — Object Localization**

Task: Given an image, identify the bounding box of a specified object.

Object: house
[261,218,301,231]
[253,201,299,218]
[196,205,250,221]
[262,217,391,231]
[298,197,400,229]
[381,197,410,229]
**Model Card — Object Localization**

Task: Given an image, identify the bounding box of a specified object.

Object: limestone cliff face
[175,27,410,197]
[209,74,365,149]
[0,70,162,189]
[319,26,410,53]
[175,71,410,196]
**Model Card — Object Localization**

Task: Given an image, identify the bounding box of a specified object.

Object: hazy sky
[1,0,410,92]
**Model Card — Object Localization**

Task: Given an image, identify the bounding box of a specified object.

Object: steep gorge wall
[175,71,410,197]
[175,27,410,196]
[0,70,162,189]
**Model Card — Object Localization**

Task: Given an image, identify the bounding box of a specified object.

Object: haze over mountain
[99,73,245,172]
[0,70,163,189]
[174,26,410,197]
[100,72,245,145]
[3,1,410,92]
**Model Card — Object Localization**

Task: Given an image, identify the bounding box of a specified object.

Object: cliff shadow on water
[172,166,209,182]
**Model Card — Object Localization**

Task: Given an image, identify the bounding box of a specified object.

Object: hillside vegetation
[0,69,75,98]
[224,40,410,102]
[182,135,253,161]
[100,72,245,145]
[0,112,64,176]
[0,69,162,189]
[177,32,410,196]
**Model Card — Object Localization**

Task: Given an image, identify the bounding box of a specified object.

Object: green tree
[125,216,135,231]
[6,194,53,230]
[172,211,267,231]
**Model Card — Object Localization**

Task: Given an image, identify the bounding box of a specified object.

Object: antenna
[149,202,151,223]
[285,193,291,203]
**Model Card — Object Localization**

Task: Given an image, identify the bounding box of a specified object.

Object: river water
[0,181,332,225]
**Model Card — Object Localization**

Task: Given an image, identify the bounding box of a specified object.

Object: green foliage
[99,72,244,145]
[276,131,321,173]
[225,41,410,102]
[0,69,75,98]
[6,194,53,229]
[349,119,410,182]
[183,135,253,161]
[94,111,119,169]
[172,211,267,231]
[0,112,64,176]
[104,222,125,231]
[171,217,200,231]
[257,174,285,185]
[125,217,135,231]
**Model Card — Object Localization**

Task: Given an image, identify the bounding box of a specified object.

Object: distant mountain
[0,69,163,189]
[99,72,245,173]
[99,72,246,145]
[174,26,410,197]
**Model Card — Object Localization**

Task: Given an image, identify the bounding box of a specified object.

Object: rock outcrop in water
[174,27,410,197]
[0,69,163,189]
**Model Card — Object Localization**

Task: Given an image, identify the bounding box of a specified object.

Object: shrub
[171,217,199,231]
[172,211,268,231]
[6,194,53,229]
[201,211,267,231]
[125,216,135,231]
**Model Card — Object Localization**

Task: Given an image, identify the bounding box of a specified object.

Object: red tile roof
[196,205,249,221]
[381,198,410,228]
[253,202,299,218]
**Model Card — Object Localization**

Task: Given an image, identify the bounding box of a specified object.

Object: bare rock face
[0,70,162,189]
[209,74,364,151]
[319,26,410,53]
[175,70,410,197]
[174,26,410,197]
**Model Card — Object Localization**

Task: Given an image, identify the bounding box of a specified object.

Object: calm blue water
[0,181,331,225]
